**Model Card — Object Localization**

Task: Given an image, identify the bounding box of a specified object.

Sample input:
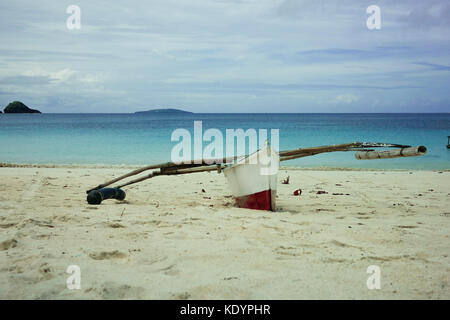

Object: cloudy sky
[0,0,449,113]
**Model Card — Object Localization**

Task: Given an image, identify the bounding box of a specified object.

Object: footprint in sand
[89,250,127,260]
[274,245,302,257]
[362,255,408,262]
[0,223,17,229]
[395,225,418,229]
[107,222,125,229]
[55,215,88,223]
[85,282,145,299]
[156,264,180,276]
[31,234,52,240]
[0,239,18,251]
[329,240,361,249]
[18,219,54,229]
[172,292,191,300]
[38,263,54,280]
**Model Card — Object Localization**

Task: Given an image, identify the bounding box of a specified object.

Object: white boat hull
[223,146,278,211]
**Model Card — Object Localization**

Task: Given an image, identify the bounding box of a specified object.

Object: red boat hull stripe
[234,189,276,211]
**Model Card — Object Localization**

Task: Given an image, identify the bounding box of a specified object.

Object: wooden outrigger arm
[86,141,426,194]
[86,158,240,193]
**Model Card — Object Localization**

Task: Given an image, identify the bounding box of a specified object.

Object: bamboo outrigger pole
[86,141,422,196]
[86,142,360,193]
[86,157,240,193]
[355,146,427,160]
[85,141,427,204]
[115,165,222,189]
[86,165,224,204]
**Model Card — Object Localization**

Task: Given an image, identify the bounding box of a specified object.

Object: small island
[3,101,41,114]
[135,108,193,114]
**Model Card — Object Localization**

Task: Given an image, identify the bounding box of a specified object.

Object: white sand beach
[0,166,449,299]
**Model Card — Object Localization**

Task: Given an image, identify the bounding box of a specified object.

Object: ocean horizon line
[1,112,449,115]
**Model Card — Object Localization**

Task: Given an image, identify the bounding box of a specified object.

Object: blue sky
[0,0,449,113]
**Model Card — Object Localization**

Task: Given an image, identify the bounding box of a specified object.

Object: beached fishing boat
[86,142,427,211]
[223,145,278,211]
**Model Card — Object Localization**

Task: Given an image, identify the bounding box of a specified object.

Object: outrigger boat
[223,145,278,211]
[86,142,427,211]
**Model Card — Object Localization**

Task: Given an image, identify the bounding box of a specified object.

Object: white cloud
[335,94,360,104]
[22,68,76,84]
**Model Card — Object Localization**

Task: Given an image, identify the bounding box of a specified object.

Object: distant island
[3,101,41,114]
[135,108,193,114]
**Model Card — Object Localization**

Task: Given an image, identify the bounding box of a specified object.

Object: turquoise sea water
[0,113,449,169]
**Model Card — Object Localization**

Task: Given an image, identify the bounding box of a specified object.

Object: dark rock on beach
[3,101,41,114]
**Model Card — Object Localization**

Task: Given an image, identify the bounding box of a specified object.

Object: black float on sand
[87,187,126,205]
